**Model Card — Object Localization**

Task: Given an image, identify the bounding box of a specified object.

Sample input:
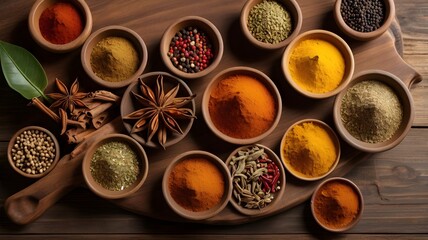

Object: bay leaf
[0,40,48,100]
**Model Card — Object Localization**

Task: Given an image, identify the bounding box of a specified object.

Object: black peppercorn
[340,0,385,32]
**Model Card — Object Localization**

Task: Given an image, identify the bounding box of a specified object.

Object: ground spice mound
[208,74,276,139]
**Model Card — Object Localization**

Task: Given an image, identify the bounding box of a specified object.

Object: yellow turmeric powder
[168,158,225,212]
[288,39,345,93]
[208,74,276,139]
[282,121,337,178]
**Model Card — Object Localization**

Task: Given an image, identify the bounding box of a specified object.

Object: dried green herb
[90,141,140,191]
[341,80,403,143]
[0,41,48,100]
[247,0,293,44]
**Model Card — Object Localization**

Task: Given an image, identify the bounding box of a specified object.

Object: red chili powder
[39,2,84,44]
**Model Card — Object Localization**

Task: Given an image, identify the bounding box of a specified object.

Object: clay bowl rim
[162,150,232,221]
[120,71,196,149]
[81,25,148,89]
[240,0,303,50]
[225,144,286,216]
[201,66,282,145]
[280,119,341,181]
[160,15,224,79]
[310,177,364,232]
[333,70,414,153]
[82,133,149,200]
[7,126,60,178]
[28,0,93,53]
[282,29,355,99]
[334,0,395,41]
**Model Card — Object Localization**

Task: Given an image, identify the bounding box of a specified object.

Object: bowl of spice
[162,150,232,220]
[121,72,196,149]
[28,0,92,53]
[82,133,149,199]
[333,70,414,153]
[160,16,224,79]
[311,177,364,232]
[202,66,282,145]
[81,25,148,89]
[334,0,395,41]
[226,144,286,216]
[240,0,302,50]
[7,126,60,178]
[282,29,355,99]
[280,119,340,181]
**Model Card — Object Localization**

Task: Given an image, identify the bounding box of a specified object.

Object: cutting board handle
[4,153,83,225]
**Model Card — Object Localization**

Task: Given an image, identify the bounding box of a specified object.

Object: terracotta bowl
[120,71,196,149]
[160,16,224,79]
[334,0,395,41]
[311,177,364,232]
[333,70,414,153]
[282,29,355,99]
[7,126,60,178]
[162,150,232,220]
[81,25,148,89]
[28,0,92,53]
[202,66,282,145]
[225,144,286,216]
[240,0,302,50]
[82,134,149,199]
[280,119,341,181]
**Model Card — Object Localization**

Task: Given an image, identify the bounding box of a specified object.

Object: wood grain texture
[0,0,427,238]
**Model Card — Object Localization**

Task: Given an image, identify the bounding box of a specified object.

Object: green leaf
[0,40,48,100]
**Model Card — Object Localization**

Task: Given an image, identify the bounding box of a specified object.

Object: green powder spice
[90,36,139,82]
[247,0,293,44]
[90,141,140,191]
[341,80,403,143]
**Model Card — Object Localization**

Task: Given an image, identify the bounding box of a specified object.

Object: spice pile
[90,36,140,82]
[341,80,403,143]
[39,2,83,44]
[313,179,360,229]
[288,38,345,94]
[208,74,276,139]
[90,141,140,191]
[10,129,57,175]
[341,0,385,32]
[248,0,293,44]
[229,146,281,209]
[167,27,214,73]
[168,157,225,212]
[282,121,338,178]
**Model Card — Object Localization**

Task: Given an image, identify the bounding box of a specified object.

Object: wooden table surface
[1,0,427,239]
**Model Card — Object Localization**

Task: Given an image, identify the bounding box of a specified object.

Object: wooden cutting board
[4,0,421,225]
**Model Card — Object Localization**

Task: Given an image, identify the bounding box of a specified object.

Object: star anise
[46,78,87,114]
[123,74,196,148]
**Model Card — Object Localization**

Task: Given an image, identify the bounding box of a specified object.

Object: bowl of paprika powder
[29,0,93,53]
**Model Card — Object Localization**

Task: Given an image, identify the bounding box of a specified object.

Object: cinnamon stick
[86,102,113,118]
[31,98,60,122]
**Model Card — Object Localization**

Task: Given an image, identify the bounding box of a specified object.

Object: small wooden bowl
[311,177,364,232]
[160,16,224,79]
[81,25,148,89]
[334,0,395,41]
[225,144,286,216]
[162,150,232,220]
[202,66,282,145]
[333,70,414,153]
[280,119,340,181]
[120,71,196,149]
[7,126,60,178]
[28,0,92,53]
[82,134,149,200]
[282,29,355,99]
[240,0,302,50]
